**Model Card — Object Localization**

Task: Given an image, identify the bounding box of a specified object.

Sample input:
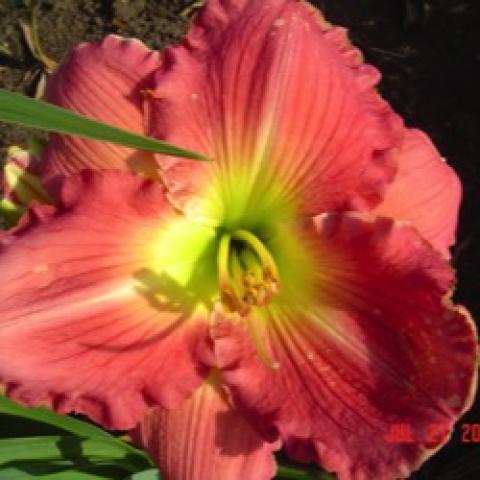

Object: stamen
[217,232,232,289]
[217,233,248,314]
[231,229,280,284]
[217,229,281,313]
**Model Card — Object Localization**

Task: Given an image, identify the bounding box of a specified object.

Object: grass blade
[0,436,149,472]
[0,89,208,161]
[124,469,160,480]
[0,395,152,464]
[0,396,115,441]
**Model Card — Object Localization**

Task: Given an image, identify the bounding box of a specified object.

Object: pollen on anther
[271,361,281,370]
[273,18,286,27]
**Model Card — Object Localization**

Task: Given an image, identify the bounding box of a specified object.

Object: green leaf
[276,465,335,480]
[0,396,153,472]
[0,436,150,473]
[27,473,122,480]
[0,461,127,480]
[0,396,115,441]
[124,469,160,480]
[0,198,24,228]
[0,436,133,463]
[0,89,209,161]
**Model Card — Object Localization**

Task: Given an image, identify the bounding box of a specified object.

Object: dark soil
[1,0,480,478]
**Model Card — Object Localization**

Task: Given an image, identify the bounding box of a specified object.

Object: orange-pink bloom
[0,1,477,479]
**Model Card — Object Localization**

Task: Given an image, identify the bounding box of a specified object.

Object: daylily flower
[0,1,477,479]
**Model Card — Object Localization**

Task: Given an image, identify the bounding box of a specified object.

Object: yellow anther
[243,271,258,288]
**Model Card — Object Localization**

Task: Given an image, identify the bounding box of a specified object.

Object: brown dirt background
[1,0,480,478]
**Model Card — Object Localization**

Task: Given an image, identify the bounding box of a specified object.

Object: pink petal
[373,129,461,257]
[147,0,402,223]
[0,170,216,430]
[133,374,280,480]
[41,35,161,180]
[211,213,478,480]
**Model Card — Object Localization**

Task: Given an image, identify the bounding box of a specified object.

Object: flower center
[217,229,280,315]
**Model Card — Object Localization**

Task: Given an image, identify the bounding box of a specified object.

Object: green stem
[277,465,335,479]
